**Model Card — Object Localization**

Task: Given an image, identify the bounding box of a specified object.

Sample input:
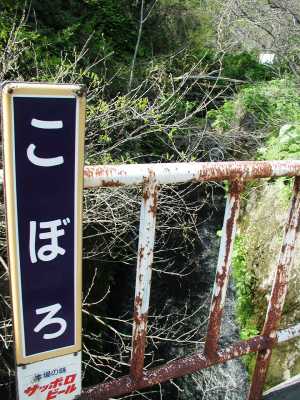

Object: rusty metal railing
[79,160,300,400]
[2,161,300,399]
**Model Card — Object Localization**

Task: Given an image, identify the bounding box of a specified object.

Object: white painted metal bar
[83,161,300,188]
[204,181,243,357]
[130,175,158,380]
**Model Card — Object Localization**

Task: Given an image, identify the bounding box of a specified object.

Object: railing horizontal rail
[1,160,300,188]
[81,324,300,400]
[83,161,300,188]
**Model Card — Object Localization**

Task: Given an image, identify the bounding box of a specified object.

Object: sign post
[1,82,86,399]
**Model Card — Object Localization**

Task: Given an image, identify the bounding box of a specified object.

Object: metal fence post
[204,180,243,358]
[130,173,158,380]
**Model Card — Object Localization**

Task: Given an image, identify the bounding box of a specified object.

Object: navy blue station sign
[2,83,86,364]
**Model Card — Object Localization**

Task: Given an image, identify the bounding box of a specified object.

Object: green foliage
[232,235,258,339]
[208,78,300,134]
[167,49,274,86]
[4,0,136,54]
[222,52,274,81]
[208,101,236,131]
[232,234,259,371]
[260,125,300,160]
[255,80,300,160]
[146,0,214,56]
[0,0,138,82]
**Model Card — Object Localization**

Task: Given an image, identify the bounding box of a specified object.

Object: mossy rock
[235,179,300,388]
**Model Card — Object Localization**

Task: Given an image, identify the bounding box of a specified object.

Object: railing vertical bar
[248,176,300,400]
[204,180,243,358]
[130,174,158,380]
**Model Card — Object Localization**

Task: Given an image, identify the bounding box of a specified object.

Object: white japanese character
[29,218,71,263]
[27,144,64,167]
[31,118,63,129]
[27,119,64,167]
[34,303,67,339]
